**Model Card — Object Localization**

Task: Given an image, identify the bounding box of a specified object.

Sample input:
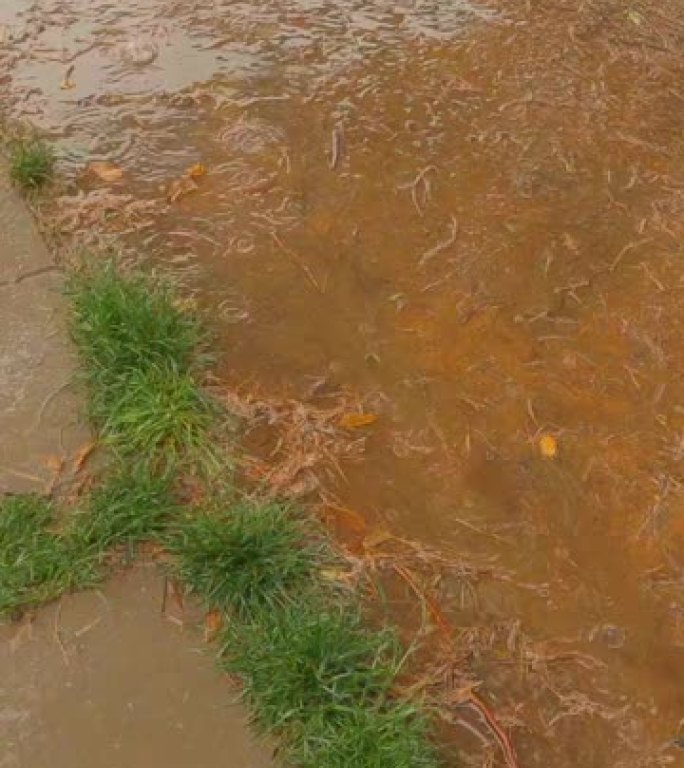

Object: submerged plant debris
[2,0,684,765]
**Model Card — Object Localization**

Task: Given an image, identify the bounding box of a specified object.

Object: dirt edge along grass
[1,261,444,767]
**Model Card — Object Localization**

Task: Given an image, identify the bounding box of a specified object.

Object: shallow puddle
[2,0,684,766]
[0,565,271,768]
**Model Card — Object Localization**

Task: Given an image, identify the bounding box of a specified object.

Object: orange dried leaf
[326,506,367,535]
[539,434,558,458]
[204,610,223,640]
[89,161,123,182]
[187,163,207,179]
[73,440,96,473]
[338,412,378,429]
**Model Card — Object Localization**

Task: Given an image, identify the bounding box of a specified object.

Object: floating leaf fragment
[338,412,378,429]
[539,434,558,458]
[187,163,207,179]
[167,176,198,203]
[88,161,123,182]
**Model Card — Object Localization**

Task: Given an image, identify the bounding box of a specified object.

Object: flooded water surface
[2,0,684,766]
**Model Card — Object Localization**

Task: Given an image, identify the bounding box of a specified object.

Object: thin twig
[462,692,520,768]
[271,231,324,293]
[420,216,459,266]
[399,166,437,216]
[53,600,70,667]
[393,564,453,640]
[329,124,345,170]
[161,575,169,615]
[31,380,73,432]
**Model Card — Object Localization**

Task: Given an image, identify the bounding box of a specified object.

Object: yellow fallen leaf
[187,163,207,179]
[338,412,378,429]
[88,161,123,182]
[539,434,558,459]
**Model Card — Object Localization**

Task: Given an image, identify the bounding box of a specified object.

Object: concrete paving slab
[0,168,89,493]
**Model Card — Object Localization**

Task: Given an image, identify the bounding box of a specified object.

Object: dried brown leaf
[89,161,124,183]
[338,412,378,429]
[187,163,207,179]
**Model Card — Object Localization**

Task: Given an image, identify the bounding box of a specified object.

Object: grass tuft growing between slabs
[167,500,328,618]
[9,138,54,190]
[0,495,90,616]
[72,467,177,554]
[67,263,217,468]
[0,468,177,618]
[220,603,401,735]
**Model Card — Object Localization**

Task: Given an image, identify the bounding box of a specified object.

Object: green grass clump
[221,604,399,735]
[0,495,90,615]
[68,265,204,376]
[72,467,176,553]
[68,265,215,466]
[0,471,176,616]
[92,364,215,463]
[10,139,54,189]
[296,703,441,768]
[168,501,326,616]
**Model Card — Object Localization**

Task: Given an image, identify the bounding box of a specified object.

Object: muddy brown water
[2,0,684,766]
